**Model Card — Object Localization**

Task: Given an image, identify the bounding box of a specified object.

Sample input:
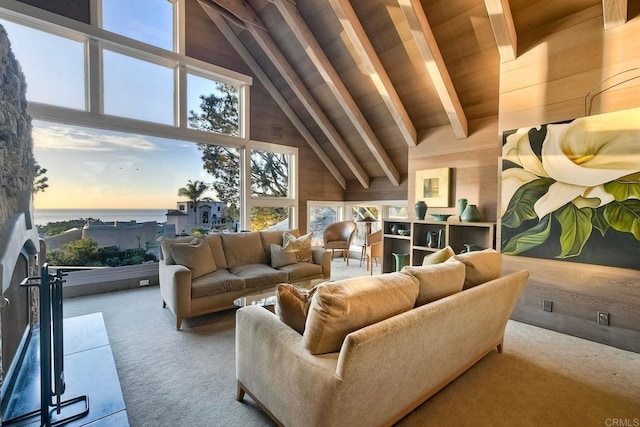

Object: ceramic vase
[457,198,468,221]
[390,224,398,235]
[392,253,410,271]
[414,200,427,220]
[461,204,482,222]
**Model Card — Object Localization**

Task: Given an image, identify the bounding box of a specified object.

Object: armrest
[159,261,192,319]
[236,306,341,424]
[312,247,331,279]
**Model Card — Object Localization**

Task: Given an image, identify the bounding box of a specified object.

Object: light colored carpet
[63,261,640,427]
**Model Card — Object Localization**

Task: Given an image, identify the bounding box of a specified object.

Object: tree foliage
[188,83,290,228]
[46,238,156,267]
[33,161,49,193]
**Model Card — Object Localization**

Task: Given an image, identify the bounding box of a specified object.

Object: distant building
[165,200,228,235]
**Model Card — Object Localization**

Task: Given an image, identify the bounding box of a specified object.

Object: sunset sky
[33,121,218,209]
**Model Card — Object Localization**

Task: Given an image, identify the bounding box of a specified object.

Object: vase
[414,200,427,220]
[390,224,398,235]
[392,253,410,272]
[457,198,468,221]
[461,204,482,222]
[437,229,445,249]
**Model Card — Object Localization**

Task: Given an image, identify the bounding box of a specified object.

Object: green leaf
[592,208,610,237]
[555,204,593,258]
[604,199,640,240]
[502,178,554,228]
[502,215,552,255]
[604,175,640,201]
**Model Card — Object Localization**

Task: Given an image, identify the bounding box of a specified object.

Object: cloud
[33,124,157,152]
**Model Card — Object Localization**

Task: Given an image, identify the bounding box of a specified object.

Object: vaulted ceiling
[196,0,622,190]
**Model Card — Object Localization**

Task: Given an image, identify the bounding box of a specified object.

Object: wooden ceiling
[196,0,622,190]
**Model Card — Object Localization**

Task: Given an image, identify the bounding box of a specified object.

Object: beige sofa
[159,229,330,330]
[235,249,528,426]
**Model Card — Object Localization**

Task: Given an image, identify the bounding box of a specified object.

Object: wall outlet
[597,311,610,326]
[542,299,553,312]
[139,279,150,286]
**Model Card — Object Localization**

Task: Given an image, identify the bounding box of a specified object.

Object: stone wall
[0,24,33,230]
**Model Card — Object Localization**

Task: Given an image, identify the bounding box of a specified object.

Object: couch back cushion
[260,229,299,264]
[452,249,502,289]
[170,238,217,279]
[221,232,267,268]
[160,236,195,264]
[303,272,419,355]
[401,260,465,306]
[204,234,228,270]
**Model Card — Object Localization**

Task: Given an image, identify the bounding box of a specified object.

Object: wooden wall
[185,1,345,233]
[499,8,640,352]
[408,116,500,222]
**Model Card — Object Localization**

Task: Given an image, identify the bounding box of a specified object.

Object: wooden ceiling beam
[327,0,417,147]
[208,0,266,30]
[200,0,362,189]
[270,0,401,186]
[484,0,517,62]
[397,0,468,139]
[602,0,627,30]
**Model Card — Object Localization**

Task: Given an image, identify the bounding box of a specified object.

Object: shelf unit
[382,219,496,273]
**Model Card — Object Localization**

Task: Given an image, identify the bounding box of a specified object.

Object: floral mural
[501,107,640,270]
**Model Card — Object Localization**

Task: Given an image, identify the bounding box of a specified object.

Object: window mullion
[87,39,102,114]
[176,64,186,128]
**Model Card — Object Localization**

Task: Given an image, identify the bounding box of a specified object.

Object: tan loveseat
[235,249,528,426]
[159,230,330,330]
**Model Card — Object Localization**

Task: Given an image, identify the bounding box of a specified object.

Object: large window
[0,19,85,109]
[187,72,239,136]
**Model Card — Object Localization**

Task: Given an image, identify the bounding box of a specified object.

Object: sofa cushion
[278,262,323,282]
[452,249,502,289]
[191,269,245,299]
[270,244,298,269]
[275,283,317,334]
[170,238,217,279]
[283,232,313,262]
[229,264,288,289]
[221,232,267,268]
[422,246,455,265]
[204,234,228,270]
[401,260,465,306]
[303,272,419,355]
[261,229,299,264]
[159,236,195,265]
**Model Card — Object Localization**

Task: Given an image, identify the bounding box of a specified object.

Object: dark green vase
[392,253,410,271]
[461,204,482,222]
[414,201,427,220]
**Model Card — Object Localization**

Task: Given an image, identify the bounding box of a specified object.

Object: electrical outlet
[542,299,553,312]
[597,311,610,326]
[139,279,150,286]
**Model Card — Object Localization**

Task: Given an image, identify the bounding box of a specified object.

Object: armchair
[323,221,357,265]
[365,230,383,275]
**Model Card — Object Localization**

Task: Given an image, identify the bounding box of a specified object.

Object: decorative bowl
[430,214,453,222]
[397,229,410,236]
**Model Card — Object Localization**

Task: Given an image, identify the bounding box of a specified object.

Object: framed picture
[415,167,450,208]
[501,107,640,270]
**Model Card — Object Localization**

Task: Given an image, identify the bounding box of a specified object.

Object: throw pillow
[170,238,217,279]
[451,248,502,289]
[270,244,298,269]
[401,260,465,306]
[275,283,317,334]
[303,272,419,355]
[283,232,313,263]
[422,246,455,265]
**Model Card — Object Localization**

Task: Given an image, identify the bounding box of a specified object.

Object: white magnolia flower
[505,109,640,219]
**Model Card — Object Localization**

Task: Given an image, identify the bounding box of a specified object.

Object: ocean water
[34,209,168,226]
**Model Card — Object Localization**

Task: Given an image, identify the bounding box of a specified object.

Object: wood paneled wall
[185,1,344,233]
[408,116,500,222]
[499,10,640,352]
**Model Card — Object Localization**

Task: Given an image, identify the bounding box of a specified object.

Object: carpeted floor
[63,262,640,427]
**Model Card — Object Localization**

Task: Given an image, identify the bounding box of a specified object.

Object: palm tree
[178,180,209,227]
